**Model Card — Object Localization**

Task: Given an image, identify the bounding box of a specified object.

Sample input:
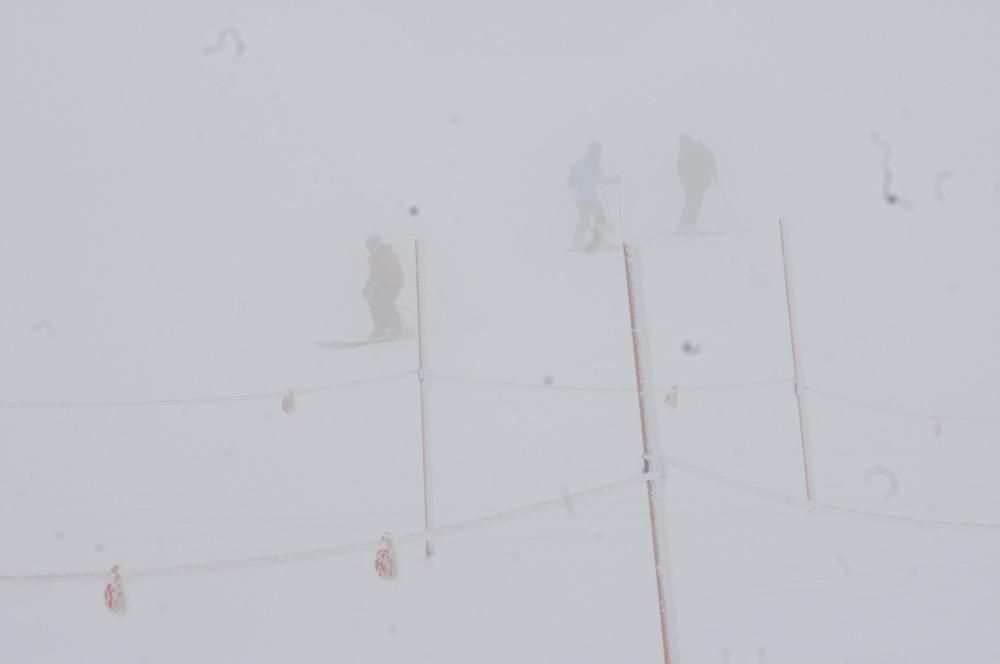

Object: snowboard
[315,332,414,349]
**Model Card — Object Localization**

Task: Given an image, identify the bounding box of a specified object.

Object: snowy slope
[3,1,1000,663]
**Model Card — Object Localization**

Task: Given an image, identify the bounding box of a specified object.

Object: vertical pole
[415,238,434,558]
[622,243,672,664]
[778,219,815,501]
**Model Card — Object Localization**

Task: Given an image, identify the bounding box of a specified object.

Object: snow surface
[2,1,1000,662]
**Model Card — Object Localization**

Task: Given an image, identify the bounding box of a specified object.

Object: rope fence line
[0,568,107,583]
[431,373,632,395]
[0,371,794,408]
[800,385,1000,423]
[663,456,801,508]
[431,372,793,395]
[2,368,999,426]
[397,472,653,544]
[663,456,1000,531]
[0,370,417,410]
[0,472,657,583]
[3,369,1000,424]
[814,502,1000,531]
[5,455,1000,585]
[431,373,1000,423]
[129,539,380,581]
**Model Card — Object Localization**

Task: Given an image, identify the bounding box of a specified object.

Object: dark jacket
[678,139,718,191]
[365,245,404,295]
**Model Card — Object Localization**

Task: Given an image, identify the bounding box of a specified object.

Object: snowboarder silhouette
[568,141,620,252]
[362,235,405,339]
[676,134,718,232]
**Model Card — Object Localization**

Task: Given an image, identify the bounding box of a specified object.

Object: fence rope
[4,369,999,424]
[432,373,1000,422]
[0,370,417,410]
[430,372,793,395]
[431,373,631,395]
[5,456,1000,585]
[0,472,657,583]
[663,456,1000,531]
[800,385,1000,422]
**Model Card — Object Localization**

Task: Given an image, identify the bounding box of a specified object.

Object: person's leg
[369,291,405,338]
[572,201,593,249]
[385,288,404,334]
[585,201,607,252]
[367,294,386,337]
[678,186,706,229]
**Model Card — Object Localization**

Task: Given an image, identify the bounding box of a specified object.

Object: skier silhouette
[567,141,620,252]
[676,134,718,232]
[361,235,405,339]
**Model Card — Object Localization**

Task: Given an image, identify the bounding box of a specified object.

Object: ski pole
[715,177,744,230]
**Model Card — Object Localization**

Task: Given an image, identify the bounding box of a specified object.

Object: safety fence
[2,361,997,583]
[2,227,998,664]
[4,370,996,424]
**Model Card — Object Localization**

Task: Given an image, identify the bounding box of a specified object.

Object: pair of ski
[569,228,727,255]
[315,330,414,349]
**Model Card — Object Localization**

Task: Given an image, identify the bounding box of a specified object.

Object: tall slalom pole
[415,238,435,558]
[778,219,815,500]
[622,243,673,664]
